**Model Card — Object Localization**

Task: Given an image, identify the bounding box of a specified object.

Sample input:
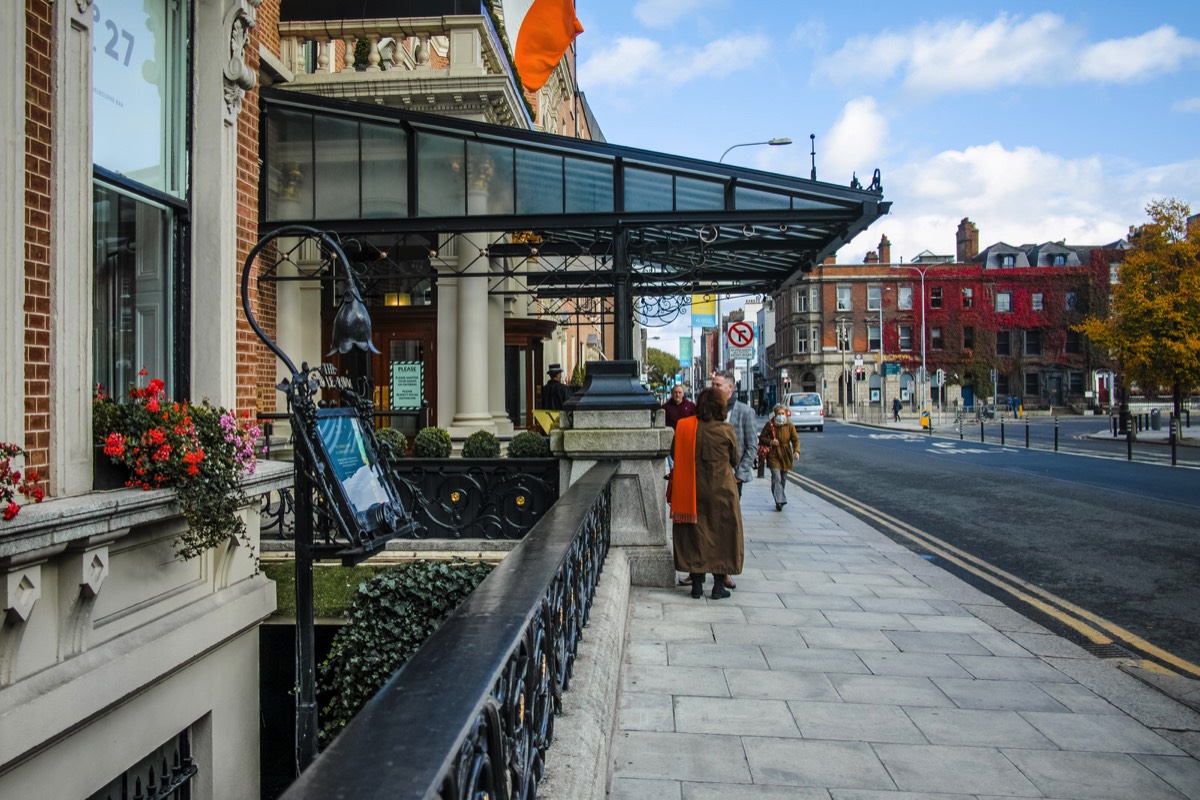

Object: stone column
[450,223,494,434]
[489,270,514,436]
[552,361,673,587]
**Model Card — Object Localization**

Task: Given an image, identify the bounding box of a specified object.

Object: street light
[718,137,793,163]
[893,264,929,413]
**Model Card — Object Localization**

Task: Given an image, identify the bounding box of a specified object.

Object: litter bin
[1151,408,1161,430]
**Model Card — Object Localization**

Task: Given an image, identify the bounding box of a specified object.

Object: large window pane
[515,150,562,215]
[315,116,360,219]
[466,141,514,216]
[564,157,613,213]
[361,123,406,218]
[92,0,188,197]
[624,167,673,211]
[675,176,724,211]
[93,182,174,397]
[265,109,314,221]
[417,133,466,216]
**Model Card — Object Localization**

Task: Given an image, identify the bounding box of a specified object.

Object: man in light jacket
[712,370,757,493]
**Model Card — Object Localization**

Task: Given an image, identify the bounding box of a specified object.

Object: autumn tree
[644,347,681,393]
[1076,198,1200,434]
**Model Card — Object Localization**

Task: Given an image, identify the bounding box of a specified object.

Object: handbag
[756,422,775,461]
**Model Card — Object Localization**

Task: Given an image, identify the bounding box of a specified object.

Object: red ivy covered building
[774,219,1126,414]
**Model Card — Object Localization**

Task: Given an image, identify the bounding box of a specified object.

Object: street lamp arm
[718,137,793,163]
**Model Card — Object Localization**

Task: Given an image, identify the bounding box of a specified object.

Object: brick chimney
[878,234,891,264]
[956,218,979,262]
[864,250,878,264]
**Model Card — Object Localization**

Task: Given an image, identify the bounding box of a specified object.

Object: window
[996,330,1011,356]
[837,323,851,352]
[1110,262,1121,284]
[996,373,1010,395]
[836,285,852,311]
[809,286,820,312]
[796,327,808,353]
[795,288,808,312]
[1068,371,1085,395]
[93,0,190,398]
[930,286,943,308]
[1065,291,1077,310]
[1024,372,1040,396]
[1065,329,1081,354]
[931,327,943,350]
[1024,329,1042,356]
[810,325,820,354]
[962,287,974,308]
[867,285,882,311]
[995,291,1012,313]
[1032,293,1043,311]
[898,286,913,310]
[1052,254,1067,266]
[963,326,975,350]
[899,325,913,350]
[1001,254,1015,268]
[868,324,881,351]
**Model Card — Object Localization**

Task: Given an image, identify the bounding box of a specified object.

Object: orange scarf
[668,416,699,524]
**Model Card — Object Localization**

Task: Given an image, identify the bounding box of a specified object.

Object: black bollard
[980,419,985,443]
[1054,416,1059,452]
[1000,419,1006,445]
[1025,417,1030,448]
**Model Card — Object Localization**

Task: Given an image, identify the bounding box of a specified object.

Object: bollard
[980,420,985,443]
[1025,417,1030,448]
[1111,415,1117,437]
[1127,428,1134,461]
[959,421,964,441]
[1000,419,1006,445]
[1170,413,1178,467]
[1054,416,1059,451]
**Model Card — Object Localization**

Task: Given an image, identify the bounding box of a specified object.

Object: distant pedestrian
[661,384,696,429]
[759,404,799,512]
[540,364,572,410]
[892,396,902,422]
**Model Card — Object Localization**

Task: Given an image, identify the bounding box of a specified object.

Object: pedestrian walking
[667,388,743,599]
[892,396,902,422]
[540,364,572,410]
[758,404,799,511]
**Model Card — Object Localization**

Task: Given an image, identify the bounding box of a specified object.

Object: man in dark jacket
[661,384,696,429]
[541,364,573,410]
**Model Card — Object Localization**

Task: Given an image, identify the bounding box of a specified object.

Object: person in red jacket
[661,384,696,429]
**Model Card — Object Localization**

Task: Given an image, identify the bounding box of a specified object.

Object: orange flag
[514,0,584,92]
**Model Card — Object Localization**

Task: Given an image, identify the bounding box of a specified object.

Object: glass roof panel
[564,156,613,214]
[515,149,562,215]
[417,132,465,217]
[675,175,725,211]
[361,122,406,219]
[466,140,515,216]
[624,167,673,212]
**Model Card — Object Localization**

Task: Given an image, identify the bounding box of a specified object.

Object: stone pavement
[608,476,1200,799]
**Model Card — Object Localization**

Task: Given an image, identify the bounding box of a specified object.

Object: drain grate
[1081,642,1139,660]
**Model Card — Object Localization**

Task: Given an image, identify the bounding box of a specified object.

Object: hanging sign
[691,294,716,327]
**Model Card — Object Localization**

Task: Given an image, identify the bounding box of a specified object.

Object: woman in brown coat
[759,403,800,512]
[668,388,744,599]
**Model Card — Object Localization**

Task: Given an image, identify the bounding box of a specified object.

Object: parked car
[785,391,825,432]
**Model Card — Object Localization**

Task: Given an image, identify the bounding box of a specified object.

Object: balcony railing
[279,461,615,799]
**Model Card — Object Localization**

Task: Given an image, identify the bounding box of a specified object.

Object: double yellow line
[789,472,1200,679]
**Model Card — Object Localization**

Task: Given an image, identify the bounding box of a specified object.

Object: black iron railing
[279,461,615,800]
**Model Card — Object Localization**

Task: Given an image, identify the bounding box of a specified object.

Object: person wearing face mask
[758,404,799,512]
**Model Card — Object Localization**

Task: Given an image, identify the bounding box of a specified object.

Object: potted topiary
[461,430,500,458]
[507,430,551,458]
[412,426,452,458]
[374,427,408,461]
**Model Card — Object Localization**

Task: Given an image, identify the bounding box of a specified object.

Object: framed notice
[390,361,423,409]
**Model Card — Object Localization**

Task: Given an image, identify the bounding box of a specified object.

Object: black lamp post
[240,225,380,775]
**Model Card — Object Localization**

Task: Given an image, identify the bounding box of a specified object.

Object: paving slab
[603,476,1200,799]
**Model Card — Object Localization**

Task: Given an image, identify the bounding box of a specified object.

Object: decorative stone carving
[58,544,111,657]
[75,0,94,14]
[2,566,42,624]
[223,0,262,125]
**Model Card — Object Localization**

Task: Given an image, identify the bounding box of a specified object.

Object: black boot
[689,573,704,599]
[711,575,731,599]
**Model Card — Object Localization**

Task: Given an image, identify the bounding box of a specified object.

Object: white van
[785,391,825,432]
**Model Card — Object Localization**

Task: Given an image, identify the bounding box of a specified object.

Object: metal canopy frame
[259,88,889,357]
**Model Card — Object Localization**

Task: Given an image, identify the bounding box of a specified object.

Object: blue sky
[573,1,1200,350]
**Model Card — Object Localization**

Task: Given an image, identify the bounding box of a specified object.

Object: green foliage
[318,559,494,742]
[645,347,681,392]
[374,427,407,459]
[461,429,500,458]
[263,561,394,618]
[569,363,586,389]
[353,37,371,70]
[507,430,551,458]
[1077,198,1200,411]
[412,426,452,458]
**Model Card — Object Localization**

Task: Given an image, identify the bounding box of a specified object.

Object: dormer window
[1052,254,1066,266]
[1001,254,1015,268]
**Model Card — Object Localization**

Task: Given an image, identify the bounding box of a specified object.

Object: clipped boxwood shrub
[374,426,407,459]
[318,558,494,742]
[461,429,500,458]
[412,426,452,458]
[508,430,551,458]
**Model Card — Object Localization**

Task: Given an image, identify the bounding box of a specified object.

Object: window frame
[996,330,1011,356]
[899,325,913,351]
[931,327,943,350]
[1031,292,1043,311]
[1024,329,1042,356]
[836,284,852,311]
[866,285,882,311]
[867,324,881,352]
[898,285,913,310]
[995,291,1012,313]
[929,286,943,309]
[1024,371,1040,396]
[962,286,973,308]
[962,326,975,350]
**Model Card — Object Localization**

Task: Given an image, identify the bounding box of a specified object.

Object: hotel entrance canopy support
[259,89,889,358]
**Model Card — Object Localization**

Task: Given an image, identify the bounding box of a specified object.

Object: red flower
[146,428,166,446]
[146,397,160,413]
[153,444,173,462]
[147,378,165,396]
[103,432,126,458]
[3,503,19,521]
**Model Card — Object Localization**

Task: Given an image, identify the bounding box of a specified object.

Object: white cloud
[1078,26,1200,83]
[848,142,1200,264]
[579,33,769,90]
[633,0,724,29]
[816,14,1200,96]
[822,97,889,184]
[1171,96,1200,113]
[789,19,827,49]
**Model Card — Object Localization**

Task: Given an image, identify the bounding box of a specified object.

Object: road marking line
[789,473,1200,678]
